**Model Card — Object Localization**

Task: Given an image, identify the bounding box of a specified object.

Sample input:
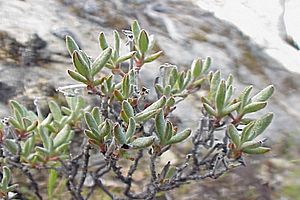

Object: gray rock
[0,0,299,143]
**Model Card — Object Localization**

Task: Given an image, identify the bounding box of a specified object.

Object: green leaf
[23,134,35,157]
[182,70,192,89]
[191,58,202,78]
[84,112,98,131]
[243,102,267,114]
[41,113,53,126]
[155,84,164,95]
[155,110,165,142]
[26,120,38,132]
[166,128,191,145]
[251,85,275,102]
[122,74,130,98]
[61,106,72,115]
[215,80,226,115]
[38,127,50,149]
[238,85,253,112]
[164,120,173,143]
[120,110,129,124]
[209,70,221,100]
[226,74,233,88]
[202,56,211,73]
[53,125,71,148]
[134,109,159,123]
[116,51,136,64]
[138,29,149,53]
[4,139,18,154]
[164,85,171,96]
[99,120,111,139]
[114,89,124,101]
[192,77,206,88]
[48,169,58,199]
[122,100,134,119]
[225,85,233,104]
[166,97,175,107]
[72,51,90,78]
[249,113,273,140]
[203,103,217,116]
[141,96,167,113]
[99,32,109,50]
[8,117,22,130]
[144,51,163,63]
[92,47,112,76]
[66,35,80,56]
[131,136,155,149]
[126,118,136,142]
[91,107,102,125]
[84,130,99,141]
[241,140,264,150]
[49,101,62,121]
[242,147,270,154]
[10,100,26,116]
[131,20,141,42]
[227,124,241,148]
[1,166,11,188]
[113,124,126,145]
[113,30,120,58]
[222,102,241,116]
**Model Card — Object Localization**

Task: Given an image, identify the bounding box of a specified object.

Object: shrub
[0,20,274,200]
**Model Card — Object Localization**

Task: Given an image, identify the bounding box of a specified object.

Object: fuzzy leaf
[91,107,102,125]
[138,29,149,53]
[116,51,136,64]
[215,80,226,115]
[164,120,173,143]
[4,139,18,155]
[141,96,166,113]
[131,136,155,149]
[242,147,270,154]
[126,118,136,141]
[191,58,202,78]
[202,57,211,73]
[134,109,159,123]
[92,47,112,76]
[49,101,62,121]
[84,112,98,131]
[249,113,273,140]
[144,51,163,63]
[53,125,71,148]
[251,85,275,102]
[155,109,165,142]
[113,124,126,145]
[166,128,191,145]
[26,120,38,132]
[222,102,241,116]
[209,70,221,100]
[131,20,141,42]
[243,102,267,114]
[99,32,109,50]
[99,120,111,139]
[122,100,134,119]
[203,103,217,116]
[72,50,90,78]
[66,35,80,56]
[113,30,120,58]
[227,124,241,148]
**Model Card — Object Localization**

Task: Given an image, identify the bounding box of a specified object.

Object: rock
[0,30,50,66]
[0,0,299,141]
[0,82,18,103]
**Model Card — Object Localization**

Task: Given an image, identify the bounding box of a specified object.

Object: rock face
[1,0,299,141]
[193,0,300,74]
